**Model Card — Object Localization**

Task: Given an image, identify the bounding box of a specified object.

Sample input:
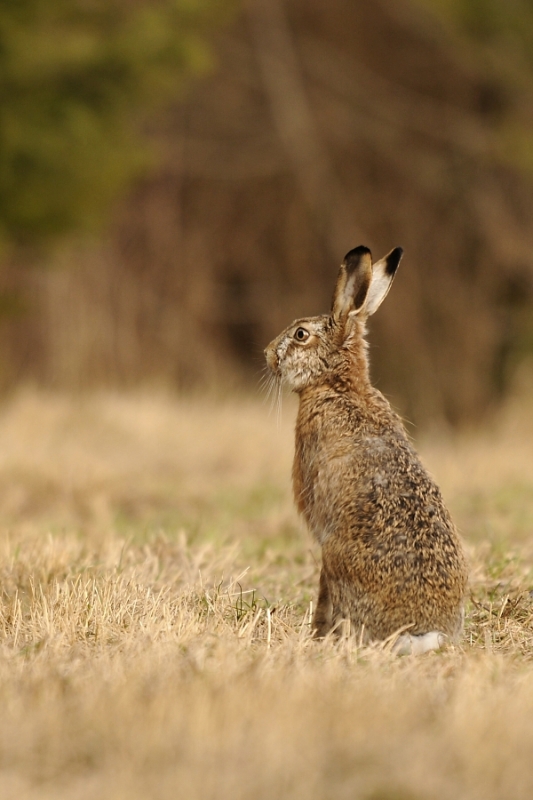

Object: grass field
[0,389,533,799]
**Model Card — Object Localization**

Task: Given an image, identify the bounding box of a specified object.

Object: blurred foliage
[0,0,234,249]
[419,0,533,55]
[417,1,533,169]
[1,0,532,419]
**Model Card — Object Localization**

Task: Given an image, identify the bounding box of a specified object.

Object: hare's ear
[364,247,403,316]
[331,246,373,321]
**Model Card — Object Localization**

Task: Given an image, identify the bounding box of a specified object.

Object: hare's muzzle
[264,345,279,373]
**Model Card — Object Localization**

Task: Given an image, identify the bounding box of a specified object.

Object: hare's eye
[294,327,310,342]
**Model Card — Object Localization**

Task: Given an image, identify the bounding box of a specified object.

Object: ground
[0,389,532,799]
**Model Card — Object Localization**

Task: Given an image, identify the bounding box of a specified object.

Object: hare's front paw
[311,568,333,638]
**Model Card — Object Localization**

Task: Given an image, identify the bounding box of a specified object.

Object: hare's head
[265,245,403,392]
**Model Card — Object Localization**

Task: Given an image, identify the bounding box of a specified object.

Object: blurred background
[1,0,533,427]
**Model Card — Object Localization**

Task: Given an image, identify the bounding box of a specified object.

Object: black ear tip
[386,246,404,275]
[343,245,372,266]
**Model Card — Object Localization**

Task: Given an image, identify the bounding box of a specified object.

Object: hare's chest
[292,430,354,544]
[292,433,318,520]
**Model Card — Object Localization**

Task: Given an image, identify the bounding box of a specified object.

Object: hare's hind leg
[312,567,333,638]
[393,631,447,656]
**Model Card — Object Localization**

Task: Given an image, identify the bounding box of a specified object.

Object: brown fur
[265,246,468,644]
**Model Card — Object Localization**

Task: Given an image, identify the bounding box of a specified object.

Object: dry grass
[0,390,532,799]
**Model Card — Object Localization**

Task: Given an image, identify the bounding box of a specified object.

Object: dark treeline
[2,0,533,425]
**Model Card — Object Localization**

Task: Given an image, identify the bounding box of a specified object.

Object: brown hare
[265,245,468,654]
